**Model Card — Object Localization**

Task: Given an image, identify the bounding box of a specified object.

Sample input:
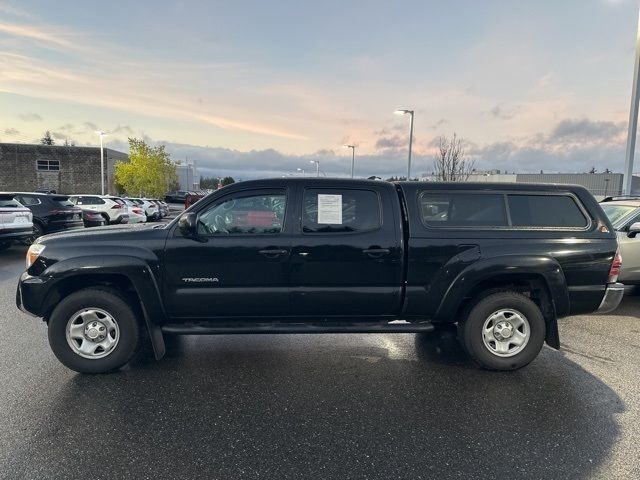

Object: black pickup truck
[17,179,623,373]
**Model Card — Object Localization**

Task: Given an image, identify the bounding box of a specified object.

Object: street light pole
[310,160,320,177]
[345,145,355,178]
[624,8,640,194]
[395,109,415,180]
[95,130,108,195]
[297,168,305,176]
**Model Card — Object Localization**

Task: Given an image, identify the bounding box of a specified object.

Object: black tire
[48,287,141,373]
[458,291,546,371]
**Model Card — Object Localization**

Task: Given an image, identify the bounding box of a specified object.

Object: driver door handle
[259,249,288,257]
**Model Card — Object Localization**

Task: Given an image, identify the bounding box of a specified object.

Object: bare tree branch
[432,133,474,181]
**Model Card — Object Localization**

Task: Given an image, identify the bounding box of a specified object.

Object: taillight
[133,207,143,214]
[111,204,122,209]
[608,248,622,284]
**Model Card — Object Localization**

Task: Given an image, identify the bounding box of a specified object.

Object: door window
[197,192,286,235]
[302,189,381,233]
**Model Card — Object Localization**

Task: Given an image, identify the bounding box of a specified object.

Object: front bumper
[596,283,625,313]
[16,271,48,317]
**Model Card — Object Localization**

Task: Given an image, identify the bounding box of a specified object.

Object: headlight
[26,244,45,269]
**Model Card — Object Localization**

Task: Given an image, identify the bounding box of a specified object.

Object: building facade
[0,143,127,194]
[176,163,200,190]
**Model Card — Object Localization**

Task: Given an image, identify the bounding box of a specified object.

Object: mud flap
[545,317,560,350]
[140,301,166,360]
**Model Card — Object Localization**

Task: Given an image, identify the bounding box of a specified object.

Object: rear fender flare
[434,255,569,348]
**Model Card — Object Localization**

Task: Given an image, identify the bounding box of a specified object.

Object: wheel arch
[40,256,166,359]
[433,255,569,349]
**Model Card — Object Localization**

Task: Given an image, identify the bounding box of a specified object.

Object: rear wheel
[48,287,141,373]
[458,291,545,370]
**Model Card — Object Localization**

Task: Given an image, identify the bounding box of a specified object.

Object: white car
[127,198,159,221]
[68,195,129,225]
[121,198,146,223]
[0,194,33,250]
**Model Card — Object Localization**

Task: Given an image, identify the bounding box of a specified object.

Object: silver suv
[601,196,640,284]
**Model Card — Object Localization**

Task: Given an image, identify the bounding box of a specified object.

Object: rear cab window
[420,193,507,227]
[418,190,589,230]
[302,188,381,233]
[508,194,588,228]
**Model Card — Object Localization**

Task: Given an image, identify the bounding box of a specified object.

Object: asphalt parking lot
[1,242,639,479]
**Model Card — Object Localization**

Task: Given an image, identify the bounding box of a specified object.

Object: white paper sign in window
[317,194,342,224]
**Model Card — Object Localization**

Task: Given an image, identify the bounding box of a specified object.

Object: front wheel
[458,291,546,370]
[48,287,141,373]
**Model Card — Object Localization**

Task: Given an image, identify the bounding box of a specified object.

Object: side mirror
[178,212,197,235]
[627,222,640,238]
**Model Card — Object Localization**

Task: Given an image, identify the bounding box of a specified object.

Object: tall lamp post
[344,145,355,178]
[95,130,108,195]
[395,109,414,180]
[297,168,305,176]
[624,8,640,194]
[309,160,320,177]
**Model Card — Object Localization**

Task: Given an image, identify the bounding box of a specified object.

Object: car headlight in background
[26,244,45,269]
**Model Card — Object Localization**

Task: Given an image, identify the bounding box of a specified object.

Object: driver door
[163,188,292,319]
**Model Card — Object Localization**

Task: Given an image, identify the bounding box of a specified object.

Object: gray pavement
[0,243,638,479]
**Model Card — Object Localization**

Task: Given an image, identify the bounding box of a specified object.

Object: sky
[0,0,639,180]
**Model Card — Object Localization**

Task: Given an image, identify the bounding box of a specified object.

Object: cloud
[106,136,416,180]
[3,127,20,135]
[0,21,78,51]
[0,24,308,141]
[51,131,67,140]
[0,1,32,19]
[19,112,42,122]
[83,121,98,132]
[112,124,134,135]
[548,118,625,143]
[102,116,628,180]
[469,117,627,173]
[375,135,405,150]
[487,103,523,120]
[430,118,448,130]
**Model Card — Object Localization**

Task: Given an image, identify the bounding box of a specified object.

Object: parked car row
[0,191,172,248]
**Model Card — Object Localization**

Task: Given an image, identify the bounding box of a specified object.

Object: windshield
[601,204,637,226]
[52,196,75,207]
[0,196,23,208]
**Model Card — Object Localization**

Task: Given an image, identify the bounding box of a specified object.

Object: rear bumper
[46,221,84,233]
[596,283,625,313]
[0,226,33,240]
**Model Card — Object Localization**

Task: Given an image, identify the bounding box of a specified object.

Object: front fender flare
[42,255,166,359]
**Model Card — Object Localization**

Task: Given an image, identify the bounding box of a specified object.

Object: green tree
[40,131,55,145]
[200,176,219,189]
[114,138,178,197]
[221,176,235,186]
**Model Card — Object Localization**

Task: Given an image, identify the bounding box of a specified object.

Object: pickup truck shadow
[10,333,623,479]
